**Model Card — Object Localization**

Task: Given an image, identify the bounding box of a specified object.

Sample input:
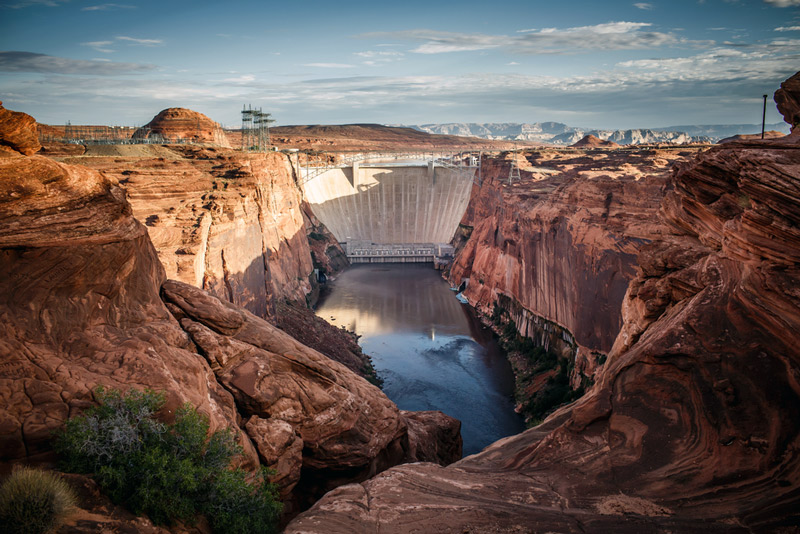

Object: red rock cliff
[287,77,800,533]
[64,143,368,376]
[0,103,460,524]
[448,148,693,375]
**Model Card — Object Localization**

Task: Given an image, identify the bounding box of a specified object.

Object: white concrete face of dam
[301,162,475,260]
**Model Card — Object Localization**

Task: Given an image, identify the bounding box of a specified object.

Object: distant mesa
[570,134,620,148]
[134,107,230,147]
[718,130,786,143]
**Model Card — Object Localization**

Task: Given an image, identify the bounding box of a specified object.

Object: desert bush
[0,466,77,534]
[54,386,281,534]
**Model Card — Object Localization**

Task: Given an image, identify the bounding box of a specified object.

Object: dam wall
[301,163,475,261]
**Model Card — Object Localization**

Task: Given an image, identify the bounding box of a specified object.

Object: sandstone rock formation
[570,133,620,148]
[63,142,369,376]
[0,101,40,156]
[0,104,461,524]
[448,147,696,382]
[0,130,246,464]
[718,130,786,143]
[775,71,800,133]
[286,77,800,533]
[134,108,230,147]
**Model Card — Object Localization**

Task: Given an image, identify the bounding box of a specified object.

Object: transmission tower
[241,105,254,150]
[254,110,274,149]
[241,105,275,151]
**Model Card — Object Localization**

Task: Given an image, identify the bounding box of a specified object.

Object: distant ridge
[571,134,620,148]
[402,122,791,145]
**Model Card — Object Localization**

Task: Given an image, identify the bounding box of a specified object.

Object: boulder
[774,71,800,134]
[0,101,40,156]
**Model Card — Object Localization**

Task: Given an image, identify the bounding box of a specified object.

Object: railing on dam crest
[298,151,482,186]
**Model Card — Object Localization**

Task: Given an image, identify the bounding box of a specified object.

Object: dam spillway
[300,157,477,263]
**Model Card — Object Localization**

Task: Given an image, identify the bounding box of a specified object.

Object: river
[315,263,525,457]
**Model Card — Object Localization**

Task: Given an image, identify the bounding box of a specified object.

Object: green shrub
[519,358,586,426]
[0,466,77,534]
[54,387,281,534]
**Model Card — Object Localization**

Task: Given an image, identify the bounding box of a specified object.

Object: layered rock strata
[0,104,461,523]
[0,118,246,464]
[134,107,231,147]
[0,100,40,156]
[64,143,363,374]
[449,147,696,383]
[287,87,800,533]
[775,71,800,133]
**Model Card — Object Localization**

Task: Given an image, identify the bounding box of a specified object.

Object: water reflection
[315,264,525,456]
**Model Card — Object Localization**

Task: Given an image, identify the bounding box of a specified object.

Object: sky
[1,0,798,129]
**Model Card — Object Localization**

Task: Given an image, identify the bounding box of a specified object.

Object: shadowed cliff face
[448,148,691,386]
[287,77,800,532]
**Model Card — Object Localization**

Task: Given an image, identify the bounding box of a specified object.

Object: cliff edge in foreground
[286,75,800,534]
[0,103,460,529]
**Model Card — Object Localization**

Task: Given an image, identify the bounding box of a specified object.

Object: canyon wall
[448,148,694,378]
[70,145,314,316]
[287,82,800,533]
[0,104,461,527]
[62,143,372,377]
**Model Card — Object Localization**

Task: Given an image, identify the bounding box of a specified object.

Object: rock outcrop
[718,130,786,143]
[62,142,370,376]
[0,133,246,465]
[134,108,230,147]
[286,76,800,533]
[160,280,420,510]
[570,133,620,148]
[448,147,695,381]
[0,104,461,523]
[0,101,40,156]
[775,71,800,134]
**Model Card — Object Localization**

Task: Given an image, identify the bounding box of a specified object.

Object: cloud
[362,22,705,55]
[634,2,654,9]
[3,0,67,8]
[303,63,356,68]
[764,0,800,5]
[354,51,404,58]
[222,74,255,83]
[115,36,163,46]
[0,51,155,74]
[81,40,114,53]
[79,35,163,53]
[616,42,800,83]
[81,3,134,10]
[355,50,404,66]
[775,25,800,31]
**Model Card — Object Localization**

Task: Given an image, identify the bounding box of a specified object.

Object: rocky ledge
[286,78,800,532]
[0,103,460,524]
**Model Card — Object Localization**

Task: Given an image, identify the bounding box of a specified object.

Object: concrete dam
[300,156,478,263]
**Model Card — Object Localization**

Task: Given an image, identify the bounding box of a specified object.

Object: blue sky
[1,0,798,129]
